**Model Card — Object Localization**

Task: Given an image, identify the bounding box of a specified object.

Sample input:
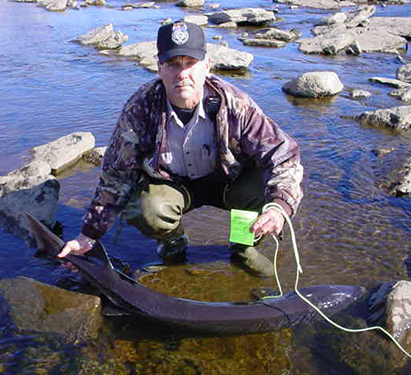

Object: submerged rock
[355,106,411,131]
[0,277,102,343]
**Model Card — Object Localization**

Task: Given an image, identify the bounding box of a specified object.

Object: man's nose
[176,65,189,78]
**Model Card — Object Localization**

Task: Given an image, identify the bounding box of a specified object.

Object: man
[58,21,304,277]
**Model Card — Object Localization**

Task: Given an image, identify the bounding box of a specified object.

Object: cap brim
[158,48,206,64]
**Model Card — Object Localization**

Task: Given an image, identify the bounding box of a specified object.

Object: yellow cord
[260,202,411,359]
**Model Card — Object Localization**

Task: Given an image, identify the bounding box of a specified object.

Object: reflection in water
[1,0,411,373]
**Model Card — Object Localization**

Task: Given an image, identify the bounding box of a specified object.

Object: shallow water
[1,0,411,373]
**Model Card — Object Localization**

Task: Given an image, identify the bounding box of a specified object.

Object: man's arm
[58,107,144,257]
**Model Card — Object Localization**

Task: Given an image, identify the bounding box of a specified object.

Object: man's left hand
[250,208,285,237]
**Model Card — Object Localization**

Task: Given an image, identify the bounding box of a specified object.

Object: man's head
[157,21,210,109]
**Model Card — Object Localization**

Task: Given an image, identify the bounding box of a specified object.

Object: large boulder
[0,277,102,343]
[32,132,95,173]
[355,106,411,131]
[282,71,344,98]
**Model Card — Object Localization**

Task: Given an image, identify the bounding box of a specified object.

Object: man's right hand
[58,234,96,258]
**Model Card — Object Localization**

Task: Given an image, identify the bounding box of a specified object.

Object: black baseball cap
[157,21,206,64]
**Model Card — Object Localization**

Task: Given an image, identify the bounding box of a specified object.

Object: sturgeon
[23,212,365,334]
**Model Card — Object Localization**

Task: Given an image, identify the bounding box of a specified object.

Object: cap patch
[171,22,189,45]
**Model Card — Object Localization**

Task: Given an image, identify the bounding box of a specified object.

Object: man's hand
[57,234,95,258]
[250,208,285,237]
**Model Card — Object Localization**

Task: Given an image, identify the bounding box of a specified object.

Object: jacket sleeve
[81,106,144,240]
[240,99,304,217]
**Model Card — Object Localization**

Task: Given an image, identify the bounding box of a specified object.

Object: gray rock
[355,106,411,131]
[274,0,347,10]
[176,0,204,7]
[242,39,286,48]
[32,132,95,173]
[0,173,59,245]
[183,15,209,26]
[0,277,102,343]
[385,281,411,345]
[317,11,347,26]
[345,5,376,28]
[312,23,347,37]
[253,27,298,42]
[369,77,411,89]
[207,8,276,26]
[397,63,411,83]
[351,89,371,98]
[37,0,67,11]
[282,71,344,98]
[207,43,254,71]
[75,24,128,50]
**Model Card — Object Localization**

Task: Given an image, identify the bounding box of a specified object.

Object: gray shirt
[160,91,217,179]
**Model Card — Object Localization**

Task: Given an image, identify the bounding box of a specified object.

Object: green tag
[229,209,258,246]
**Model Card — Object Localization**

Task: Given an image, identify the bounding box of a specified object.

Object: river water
[1,0,411,373]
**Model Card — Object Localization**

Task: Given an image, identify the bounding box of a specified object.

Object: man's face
[158,55,210,109]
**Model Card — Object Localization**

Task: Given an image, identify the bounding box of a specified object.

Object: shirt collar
[167,88,207,124]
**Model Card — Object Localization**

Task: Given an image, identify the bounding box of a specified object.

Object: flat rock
[32,132,95,173]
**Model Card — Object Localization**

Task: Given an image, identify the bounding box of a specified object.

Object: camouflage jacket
[81,74,304,239]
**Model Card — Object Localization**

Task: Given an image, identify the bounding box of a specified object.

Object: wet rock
[207,8,276,26]
[0,161,59,245]
[387,156,411,196]
[355,106,411,131]
[397,63,411,83]
[32,132,95,173]
[176,0,204,7]
[369,77,411,89]
[75,24,129,50]
[0,277,102,343]
[282,71,344,98]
